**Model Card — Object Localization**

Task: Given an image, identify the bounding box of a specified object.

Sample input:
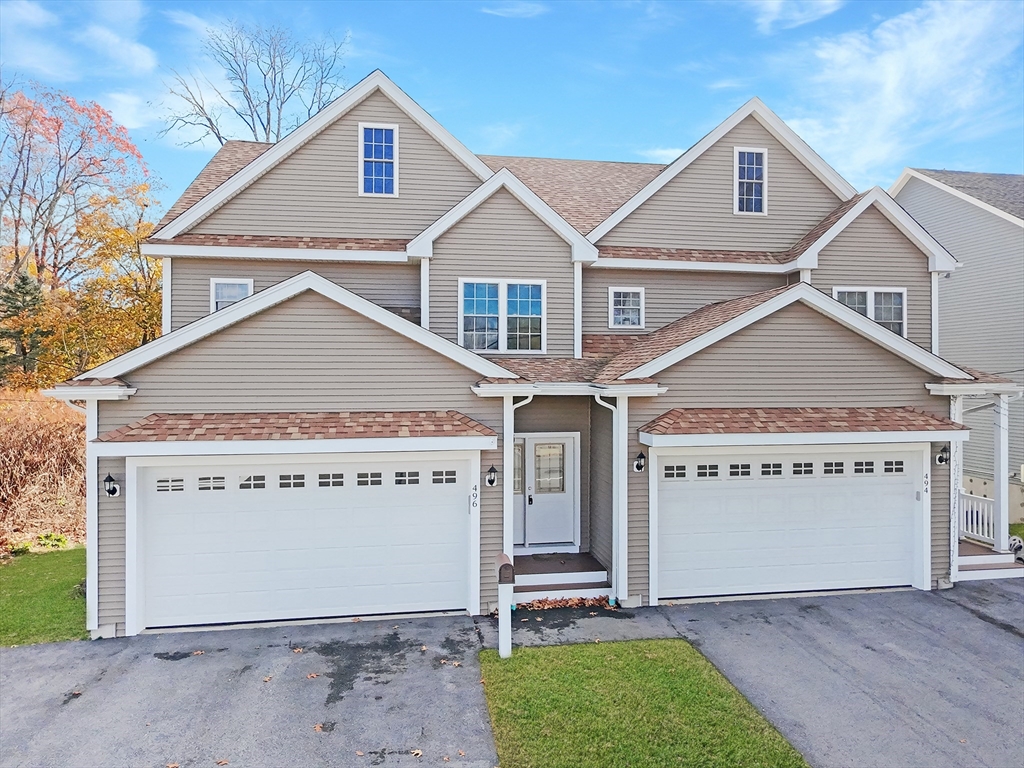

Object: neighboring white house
[892,169,1024,523]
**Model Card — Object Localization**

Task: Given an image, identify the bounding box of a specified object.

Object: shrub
[0,390,85,544]
[37,532,68,549]
[9,542,30,556]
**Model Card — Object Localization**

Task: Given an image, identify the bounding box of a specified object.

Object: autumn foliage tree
[0,81,161,388]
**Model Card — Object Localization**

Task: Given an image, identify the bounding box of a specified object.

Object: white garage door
[657,447,921,599]
[139,453,471,628]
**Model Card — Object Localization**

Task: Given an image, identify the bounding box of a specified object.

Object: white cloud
[0,0,78,79]
[782,0,1024,188]
[481,2,549,19]
[1,0,58,26]
[637,148,684,163]
[77,24,158,75]
[163,8,213,38]
[750,0,844,35]
[477,122,523,152]
[104,91,160,130]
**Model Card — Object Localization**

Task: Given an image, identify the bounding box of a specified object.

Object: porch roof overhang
[93,410,498,456]
[42,378,137,401]
[638,406,969,448]
[473,382,666,397]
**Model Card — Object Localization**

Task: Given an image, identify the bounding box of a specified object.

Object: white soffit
[77,271,518,381]
[587,97,858,243]
[152,70,494,239]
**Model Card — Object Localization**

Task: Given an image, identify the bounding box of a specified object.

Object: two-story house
[46,72,1020,639]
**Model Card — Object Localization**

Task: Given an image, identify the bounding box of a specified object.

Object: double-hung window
[460,279,545,353]
[608,287,645,328]
[735,147,766,214]
[210,278,253,312]
[359,123,397,196]
[833,287,907,336]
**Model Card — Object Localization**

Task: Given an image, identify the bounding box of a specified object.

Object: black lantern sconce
[633,451,646,473]
[935,445,950,466]
[103,473,121,497]
[485,465,498,486]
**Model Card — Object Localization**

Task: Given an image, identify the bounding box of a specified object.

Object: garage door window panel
[279,474,305,488]
[240,475,266,489]
[156,477,184,492]
[318,473,344,487]
[395,471,419,485]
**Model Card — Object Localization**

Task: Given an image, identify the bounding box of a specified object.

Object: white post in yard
[496,554,514,658]
[993,393,1010,553]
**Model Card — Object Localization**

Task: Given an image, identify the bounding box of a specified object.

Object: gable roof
[406,168,599,262]
[586,97,859,243]
[890,168,1024,227]
[77,271,518,382]
[151,70,494,240]
[478,155,665,235]
[595,282,970,381]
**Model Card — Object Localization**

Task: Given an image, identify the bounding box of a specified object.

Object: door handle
[528,495,534,505]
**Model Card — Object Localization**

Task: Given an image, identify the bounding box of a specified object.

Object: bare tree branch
[159,21,348,146]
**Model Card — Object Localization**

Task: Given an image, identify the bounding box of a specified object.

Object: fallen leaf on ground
[515,595,616,611]
[420,645,427,652]
[313,723,323,732]
[393,625,399,629]
[356,751,364,756]
[306,673,320,679]
[520,618,528,622]
[595,638,601,643]
[166,764,179,768]
[535,617,542,622]
[443,757,450,763]
[263,677,272,682]
[410,749,423,758]
[440,659,448,665]
[191,651,204,656]
[589,612,598,616]
[452,661,461,667]
[352,617,362,622]
[216,761,229,766]
[960,739,967,744]
[292,648,303,653]
[458,750,465,756]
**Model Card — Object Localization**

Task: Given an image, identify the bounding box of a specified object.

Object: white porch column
[993,393,1010,552]
[502,395,514,556]
[613,396,630,601]
[949,395,962,582]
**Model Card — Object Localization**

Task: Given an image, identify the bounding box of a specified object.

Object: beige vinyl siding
[429,188,575,357]
[191,90,482,239]
[513,396,591,550]
[170,258,419,330]
[97,456,126,629]
[931,445,950,586]
[626,302,949,604]
[810,205,933,350]
[598,116,842,251]
[895,177,1023,479]
[583,268,785,333]
[589,398,613,571]
[96,292,505,622]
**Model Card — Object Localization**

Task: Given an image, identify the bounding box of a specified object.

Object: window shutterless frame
[607,286,645,329]
[734,146,767,216]
[209,278,254,313]
[358,122,399,197]
[457,278,547,354]
[832,287,908,338]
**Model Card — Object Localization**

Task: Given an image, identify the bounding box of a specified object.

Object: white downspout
[594,394,628,603]
[573,261,582,359]
[161,257,172,334]
[930,271,939,354]
[419,258,430,329]
[85,400,99,633]
[503,394,534,556]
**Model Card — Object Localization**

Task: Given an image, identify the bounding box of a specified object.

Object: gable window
[608,288,645,329]
[210,279,254,312]
[734,147,766,214]
[833,287,907,337]
[359,123,397,196]
[459,279,546,353]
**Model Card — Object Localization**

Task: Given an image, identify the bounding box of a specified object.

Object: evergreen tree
[0,272,51,377]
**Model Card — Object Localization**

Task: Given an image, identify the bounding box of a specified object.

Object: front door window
[534,443,565,493]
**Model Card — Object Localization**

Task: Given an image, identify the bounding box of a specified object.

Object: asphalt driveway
[0,616,497,768]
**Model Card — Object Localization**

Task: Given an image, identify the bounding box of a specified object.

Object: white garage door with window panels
[655,445,926,599]
[132,452,474,630]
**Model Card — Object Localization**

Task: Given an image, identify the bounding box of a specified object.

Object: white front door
[513,435,577,548]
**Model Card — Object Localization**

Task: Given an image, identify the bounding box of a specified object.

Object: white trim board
[43,385,137,401]
[618,282,971,381]
[96,437,497,457]
[588,257,800,274]
[141,243,410,263]
[639,431,967,448]
[587,97,857,243]
[406,168,598,263]
[890,169,1024,229]
[473,383,666,397]
[152,70,494,239]
[77,271,518,381]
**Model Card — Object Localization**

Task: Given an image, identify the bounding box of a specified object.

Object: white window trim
[832,286,908,338]
[358,122,399,197]
[457,278,548,355]
[607,286,645,329]
[734,146,767,216]
[209,278,254,314]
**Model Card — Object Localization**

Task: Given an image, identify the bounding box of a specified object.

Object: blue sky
[3,0,1023,218]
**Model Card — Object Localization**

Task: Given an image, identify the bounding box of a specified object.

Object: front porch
[955,495,1024,580]
[512,552,612,603]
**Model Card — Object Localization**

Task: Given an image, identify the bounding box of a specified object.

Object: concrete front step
[956,560,1024,581]
[512,581,612,602]
[515,570,608,587]
[959,552,1018,566]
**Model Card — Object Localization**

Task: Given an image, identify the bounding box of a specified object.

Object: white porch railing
[960,492,996,546]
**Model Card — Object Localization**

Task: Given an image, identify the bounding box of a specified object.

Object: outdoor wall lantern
[935,445,950,466]
[103,474,121,497]
[633,451,646,473]
[485,465,498,486]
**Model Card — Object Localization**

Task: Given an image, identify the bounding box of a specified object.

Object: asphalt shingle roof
[914,169,1024,220]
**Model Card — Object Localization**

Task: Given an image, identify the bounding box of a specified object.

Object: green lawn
[480,638,808,768]
[1010,523,1024,540]
[0,547,88,646]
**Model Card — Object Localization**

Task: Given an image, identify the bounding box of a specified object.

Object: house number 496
[470,484,479,510]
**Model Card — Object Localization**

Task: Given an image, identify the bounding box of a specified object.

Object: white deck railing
[960,492,996,546]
